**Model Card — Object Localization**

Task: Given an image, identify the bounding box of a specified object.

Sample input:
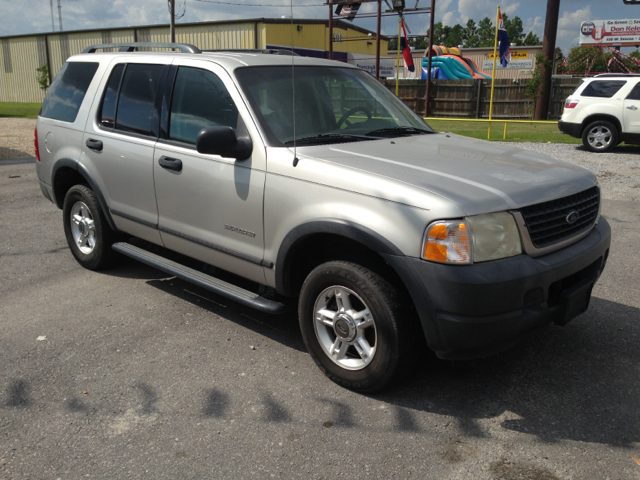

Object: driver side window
[169,67,239,145]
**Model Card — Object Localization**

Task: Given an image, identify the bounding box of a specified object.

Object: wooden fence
[382,77,584,120]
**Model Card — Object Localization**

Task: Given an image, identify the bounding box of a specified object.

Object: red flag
[400,20,414,72]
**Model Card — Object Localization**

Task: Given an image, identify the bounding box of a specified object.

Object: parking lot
[1,137,640,478]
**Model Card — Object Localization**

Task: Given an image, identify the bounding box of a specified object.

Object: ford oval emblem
[566,211,579,224]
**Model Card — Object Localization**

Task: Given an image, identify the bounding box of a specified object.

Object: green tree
[525,53,552,117]
[522,31,541,46]
[36,65,50,91]
[445,24,466,47]
[502,14,525,45]
[477,17,495,47]
[465,19,480,48]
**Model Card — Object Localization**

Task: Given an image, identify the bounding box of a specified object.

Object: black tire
[62,184,118,270]
[298,260,410,393]
[582,120,618,153]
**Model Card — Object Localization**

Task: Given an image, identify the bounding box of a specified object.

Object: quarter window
[114,64,164,136]
[169,67,238,145]
[40,61,99,123]
[99,64,124,128]
[581,80,627,98]
[626,83,640,101]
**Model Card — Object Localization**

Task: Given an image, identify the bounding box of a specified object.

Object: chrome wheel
[69,201,96,254]
[587,125,612,150]
[313,286,377,370]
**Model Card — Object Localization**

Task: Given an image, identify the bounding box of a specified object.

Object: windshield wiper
[284,133,375,146]
[365,126,433,137]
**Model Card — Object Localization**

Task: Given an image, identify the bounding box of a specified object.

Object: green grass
[425,119,582,144]
[0,102,41,119]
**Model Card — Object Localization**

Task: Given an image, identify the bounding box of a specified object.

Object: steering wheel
[336,106,372,128]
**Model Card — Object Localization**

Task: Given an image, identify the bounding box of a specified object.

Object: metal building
[0,18,389,103]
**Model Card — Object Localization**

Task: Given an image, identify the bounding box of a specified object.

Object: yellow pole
[396,18,402,95]
[503,121,508,139]
[488,5,500,140]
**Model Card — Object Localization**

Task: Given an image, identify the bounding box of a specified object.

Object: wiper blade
[365,126,432,137]
[284,133,375,146]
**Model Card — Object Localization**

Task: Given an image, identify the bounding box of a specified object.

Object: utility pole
[534,0,560,120]
[50,0,55,31]
[328,0,333,60]
[376,0,381,78]
[170,0,176,43]
[424,0,435,116]
[57,0,63,31]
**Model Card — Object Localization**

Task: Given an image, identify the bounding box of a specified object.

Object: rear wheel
[63,184,118,270]
[298,261,410,392]
[582,120,618,153]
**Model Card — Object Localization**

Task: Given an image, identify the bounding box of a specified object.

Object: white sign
[346,53,395,78]
[483,58,533,70]
[579,19,640,45]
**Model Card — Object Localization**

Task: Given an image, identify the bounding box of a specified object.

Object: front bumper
[383,218,611,360]
[558,120,582,139]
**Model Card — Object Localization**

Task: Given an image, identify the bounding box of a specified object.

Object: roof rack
[593,73,640,78]
[82,42,201,54]
[202,48,299,56]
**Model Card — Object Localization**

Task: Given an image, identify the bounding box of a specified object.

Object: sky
[0,0,636,55]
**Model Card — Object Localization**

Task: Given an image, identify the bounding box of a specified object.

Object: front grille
[520,186,600,248]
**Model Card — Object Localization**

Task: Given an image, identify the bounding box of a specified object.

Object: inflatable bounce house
[421,46,492,80]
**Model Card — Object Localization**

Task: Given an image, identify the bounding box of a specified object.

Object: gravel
[0,118,36,159]
[1,119,638,201]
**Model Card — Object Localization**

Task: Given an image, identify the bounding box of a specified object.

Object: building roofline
[0,17,389,41]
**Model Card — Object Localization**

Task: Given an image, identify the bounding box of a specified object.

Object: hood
[298,132,597,216]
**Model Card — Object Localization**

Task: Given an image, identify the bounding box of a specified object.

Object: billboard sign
[580,19,640,45]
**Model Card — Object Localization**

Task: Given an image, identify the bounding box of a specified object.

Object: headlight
[422,212,521,264]
[422,220,471,264]
[466,212,521,262]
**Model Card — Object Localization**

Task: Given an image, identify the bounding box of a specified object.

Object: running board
[112,242,285,314]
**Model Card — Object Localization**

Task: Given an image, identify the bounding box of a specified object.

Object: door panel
[623,82,640,135]
[153,62,267,283]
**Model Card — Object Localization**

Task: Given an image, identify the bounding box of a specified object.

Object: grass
[425,119,582,144]
[0,102,41,119]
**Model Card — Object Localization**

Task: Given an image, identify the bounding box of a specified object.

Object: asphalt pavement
[1,161,639,479]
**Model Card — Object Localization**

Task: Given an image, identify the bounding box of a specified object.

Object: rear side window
[627,83,640,101]
[99,64,125,128]
[581,80,627,98]
[169,67,238,145]
[114,64,164,136]
[40,62,99,122]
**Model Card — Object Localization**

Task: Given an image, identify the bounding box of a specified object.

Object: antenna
[291,0,299,167]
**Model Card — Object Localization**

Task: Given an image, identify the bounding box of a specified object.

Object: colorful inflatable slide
[421,46,492,80]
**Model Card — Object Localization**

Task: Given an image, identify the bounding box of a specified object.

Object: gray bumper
[383,218,611,360]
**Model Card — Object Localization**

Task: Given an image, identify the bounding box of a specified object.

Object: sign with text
[580,19,640,45]
[489,51,529,60]
[483,58,533,70]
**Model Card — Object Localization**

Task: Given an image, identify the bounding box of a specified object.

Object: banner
[489,51,528,60]
[580,19,640,45]
[483,58,533,70]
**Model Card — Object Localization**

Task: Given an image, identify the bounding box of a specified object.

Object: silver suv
[36,43,611,392]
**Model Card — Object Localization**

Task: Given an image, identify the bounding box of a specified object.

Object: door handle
[85,138,103,151]
[627,105,638,110]
[158,155,183,172]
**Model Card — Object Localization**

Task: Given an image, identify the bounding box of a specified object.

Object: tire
[62,184,118,270]
[298,260,410,393]
[582,120,618,153]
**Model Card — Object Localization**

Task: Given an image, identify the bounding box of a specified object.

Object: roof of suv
[75,42,357,70]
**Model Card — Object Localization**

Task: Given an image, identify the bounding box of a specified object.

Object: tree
[465,19,480,48]
[36,65,50,91]
[477,17,495,47]
[445,24,466,48]
[525,53,552,117]
[523,31,541,46]
[502,14,525,45]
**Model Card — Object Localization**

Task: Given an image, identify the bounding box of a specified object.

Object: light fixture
[297,25,303,31]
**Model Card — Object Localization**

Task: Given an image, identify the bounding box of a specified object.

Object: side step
[112,242,285,314]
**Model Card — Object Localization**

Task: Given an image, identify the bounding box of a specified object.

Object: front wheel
[63,184,118,270]
[298,261,409,392]
[582,120,618,153]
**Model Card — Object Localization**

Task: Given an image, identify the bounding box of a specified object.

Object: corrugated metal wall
[0,20,384,103]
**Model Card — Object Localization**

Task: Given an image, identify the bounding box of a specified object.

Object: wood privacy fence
[382,77,584,120]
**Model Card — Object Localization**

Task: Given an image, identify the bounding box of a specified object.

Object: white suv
[559,73,640,152]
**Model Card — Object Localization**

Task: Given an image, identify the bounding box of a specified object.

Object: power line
[194,0,325,6]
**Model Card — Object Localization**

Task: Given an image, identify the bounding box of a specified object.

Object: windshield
[235,66,433,146]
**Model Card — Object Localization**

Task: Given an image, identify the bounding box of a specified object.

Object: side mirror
[195,126,252,161]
